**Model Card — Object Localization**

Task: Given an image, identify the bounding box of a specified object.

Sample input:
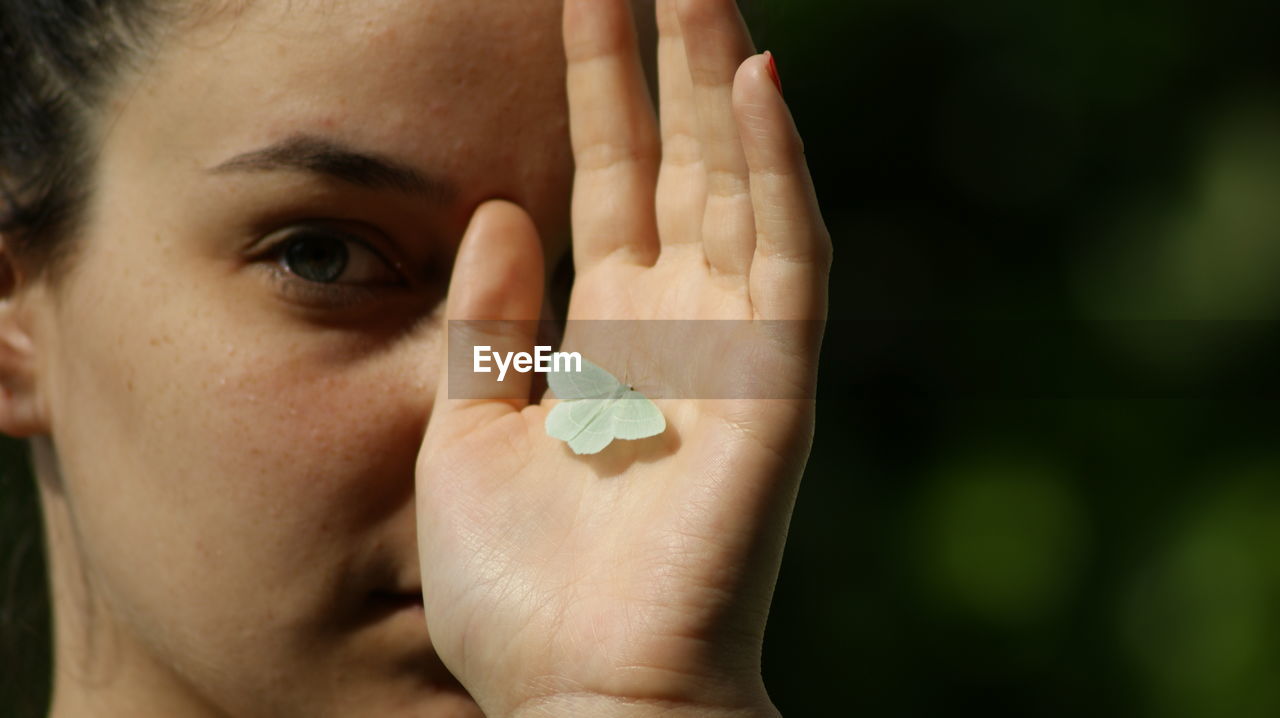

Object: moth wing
[610,390,666,440]
[545,398,607,442]
[546,355,623,400]
[566,406,618,455]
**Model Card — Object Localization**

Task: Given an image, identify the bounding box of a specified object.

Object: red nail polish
[765,50,782,95]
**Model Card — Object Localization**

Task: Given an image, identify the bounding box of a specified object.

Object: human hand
[415,0,830,715]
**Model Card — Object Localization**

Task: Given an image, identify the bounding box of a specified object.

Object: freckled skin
[28,1,574,716]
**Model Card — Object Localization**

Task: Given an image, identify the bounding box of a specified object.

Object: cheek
[57,289,436,506]
[46,245,438,642]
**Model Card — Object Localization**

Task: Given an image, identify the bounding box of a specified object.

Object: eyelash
[256,225,406,309]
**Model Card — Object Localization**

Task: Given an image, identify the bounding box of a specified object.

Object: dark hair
[0,0,180,275]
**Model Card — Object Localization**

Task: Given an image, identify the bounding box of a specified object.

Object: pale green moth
[544,356,666,455]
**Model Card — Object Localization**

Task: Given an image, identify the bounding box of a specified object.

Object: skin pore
[1,0,829,715]
[23,0,570,715]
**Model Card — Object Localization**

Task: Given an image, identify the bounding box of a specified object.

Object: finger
[564,0,661,268]
[677,0,756,277]
[437,200,544,422]
[734,53,832,320]
[654,0,704,255]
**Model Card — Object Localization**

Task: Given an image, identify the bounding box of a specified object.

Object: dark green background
[5,0,1280,715]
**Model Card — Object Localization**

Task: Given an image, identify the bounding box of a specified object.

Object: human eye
[253,221,407,308]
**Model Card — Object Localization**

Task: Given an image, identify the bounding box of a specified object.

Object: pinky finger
[734,52,831,321]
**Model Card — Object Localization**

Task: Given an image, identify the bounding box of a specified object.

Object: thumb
[436,199,544,426]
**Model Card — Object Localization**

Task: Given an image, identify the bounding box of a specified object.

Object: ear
[0,234,49,437]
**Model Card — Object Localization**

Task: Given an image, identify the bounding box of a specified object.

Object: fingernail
[765,50,782,96]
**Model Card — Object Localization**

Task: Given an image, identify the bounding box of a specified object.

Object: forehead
[104,0,571,227]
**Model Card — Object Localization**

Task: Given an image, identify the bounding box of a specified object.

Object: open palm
[415,1,830,716]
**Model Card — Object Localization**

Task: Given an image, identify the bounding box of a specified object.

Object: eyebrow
[207,133,455,202]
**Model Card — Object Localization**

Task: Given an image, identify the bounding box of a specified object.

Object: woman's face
[29,0,572,715]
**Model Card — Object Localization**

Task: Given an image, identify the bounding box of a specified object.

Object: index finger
[564,0,661,269]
